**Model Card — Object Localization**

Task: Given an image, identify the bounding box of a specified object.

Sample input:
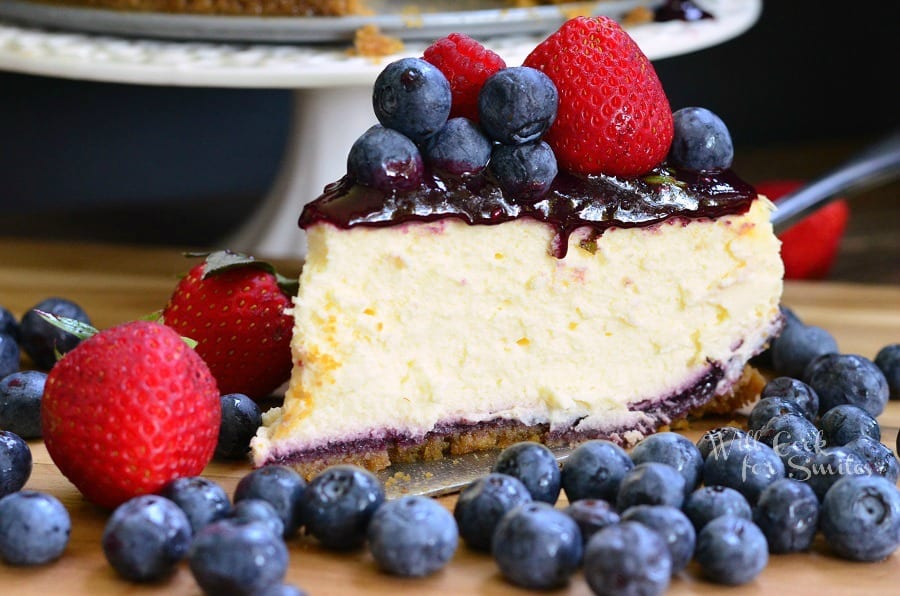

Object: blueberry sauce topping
[299,167,755,258]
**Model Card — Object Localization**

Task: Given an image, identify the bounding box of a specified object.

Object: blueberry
[770,322,838,379]
[820,475,900,561]
[19,297,91,370]
[490,141,558,199]
[347,125,424,193]
[583,521,671,596]
[0,370,46,439]
[478,66,558,145]
[453,472,532,551]
[0,306,19,341]
[215,393,262,460]
[300,464,385,550]
[562,499,620,545]
[367,496,458,577]
[844,435,900,483]
[683,485,752,532]
[779,440,817,479]
[491,441,561,504]
[616,462,686,511]
[258,584,309,596]
[695,516,768,585]
[492,502,582,590]
[561,440,634,503]
[757,413,821,454]
[794,446,869,501]
[234,465,306,538]
[102,494,192,581]
[668,106,734,171]
[753,478,819,553]
[0,334,18,378]
[760,376,819,421]
[373,57,451,144]
[696,426,748,460]
[0,430,31,498]
[229,498,285,538]
[423,117,492,176]
[620,504,695,574]
[747,396,806,433]
[159,476,232,535]
[874,343,900,399]
[702,437,785,504]
[819,404,880,447]
[0,490,69,565]
[806,353,889,417]
[189,519,288,595]
[630,431,704,494]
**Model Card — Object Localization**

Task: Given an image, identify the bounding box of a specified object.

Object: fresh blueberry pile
[0,298,91,375]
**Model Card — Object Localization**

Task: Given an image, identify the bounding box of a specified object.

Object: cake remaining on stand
[251,18,784,476]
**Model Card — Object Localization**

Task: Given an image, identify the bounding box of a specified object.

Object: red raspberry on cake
[423,32,506,122]
[162,251,296,400]
[524,16,674,177]
[42,320,220,509]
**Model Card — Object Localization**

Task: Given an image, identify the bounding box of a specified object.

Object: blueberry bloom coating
[347,125,425,193]
[234,465,306,538]
[492,502,582,590]
[760,376,820,421]
[805,353,889,417]
[189,519,289,595]
[0,430,31,498]
[695,516,768,585]
[753,478,819,553]
[491,441,561,504]
[102,495,191,581]
[616,462,686,511]
[373,57,451,144]
[820,475,900,561]
[216,393,262,460]
[0,490,70,566]
[770,322,838,380]
[0,370,46,439]
[19,297,91,370]
[683,485,752,532]
[423,117,492,176]
[300,464,385,550]
[367,496,458,577]
[668,106,734,171]
[160,476,232,535]
[561,440,633,503]
[454,472,532,552]
[620,504,695,574]
[583,521,671,596]
[478,66,558,145]
[630,431,704,494]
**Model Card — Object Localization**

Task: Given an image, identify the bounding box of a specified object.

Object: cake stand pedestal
[0,0,760,257]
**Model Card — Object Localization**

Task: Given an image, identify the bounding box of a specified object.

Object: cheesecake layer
[251,197,783,470]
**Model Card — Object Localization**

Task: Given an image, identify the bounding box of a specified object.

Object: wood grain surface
[1,238,899,595]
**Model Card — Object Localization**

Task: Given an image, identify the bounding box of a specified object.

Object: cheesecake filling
[251,191,783,468]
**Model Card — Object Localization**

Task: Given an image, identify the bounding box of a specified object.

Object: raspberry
[524,16,674,177]
[423,32,506,122]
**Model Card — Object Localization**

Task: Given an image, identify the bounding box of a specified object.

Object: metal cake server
[380,130,900,499]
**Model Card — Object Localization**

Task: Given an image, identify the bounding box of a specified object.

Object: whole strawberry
[524,16,674,177]
[42,321,220,510]
[757,180,850,279]
[162,251,297,400]
[423,32,506,122]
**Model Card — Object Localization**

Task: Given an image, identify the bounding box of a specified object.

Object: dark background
[0,0,897,252]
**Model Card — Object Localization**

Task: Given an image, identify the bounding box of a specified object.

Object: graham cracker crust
[264,364,766,479]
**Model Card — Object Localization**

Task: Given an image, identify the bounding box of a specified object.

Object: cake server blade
[377,445,574,499]
[770,129,900,233]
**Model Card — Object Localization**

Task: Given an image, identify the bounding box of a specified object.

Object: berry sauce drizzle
[655,0,713,22]
[299,168,756,259]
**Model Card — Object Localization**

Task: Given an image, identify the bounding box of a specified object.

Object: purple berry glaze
[299,168,756,259]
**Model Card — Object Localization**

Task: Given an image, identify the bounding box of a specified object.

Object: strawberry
[423,32,506,122]
[757,180,850,280]
[523,16,674,177]
[162,251,297,400]
[42,320,220,509]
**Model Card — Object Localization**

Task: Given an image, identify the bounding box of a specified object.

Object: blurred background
[0,1,897,281]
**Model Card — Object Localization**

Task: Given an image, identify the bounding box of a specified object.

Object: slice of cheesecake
[251,173,783,475]
[251,19,784,476]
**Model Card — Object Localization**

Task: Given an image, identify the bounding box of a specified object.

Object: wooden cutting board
[1,238,899,595]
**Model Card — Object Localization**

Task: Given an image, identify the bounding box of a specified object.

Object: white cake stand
[0,0,761,257]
